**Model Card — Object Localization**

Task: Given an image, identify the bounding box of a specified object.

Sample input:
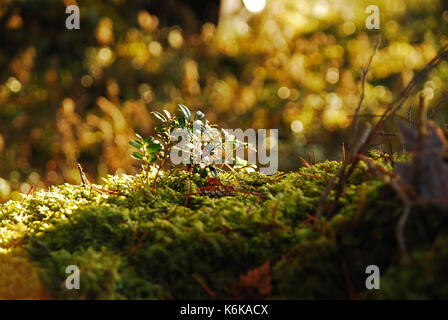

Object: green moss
[1,160,447,299]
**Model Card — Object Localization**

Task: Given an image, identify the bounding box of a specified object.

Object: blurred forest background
[0,0,448,202]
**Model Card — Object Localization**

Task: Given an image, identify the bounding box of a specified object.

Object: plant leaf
[155,125,167,133]
[177,115,186,128]
[148,154,158,163]
[152,111,167,122]
[208,166,218,178]
[163,109,171,119]
[199,168,208,178]
[178,104,191,122]
[147,143,162,154]
[129,140,143,149]
[194,110,205,120]
[132,152,144,160]
[144,137,154,144]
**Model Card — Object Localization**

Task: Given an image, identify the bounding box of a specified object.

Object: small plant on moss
[233,156,257,173]
[130,104,256,189]
[129,135,162,167]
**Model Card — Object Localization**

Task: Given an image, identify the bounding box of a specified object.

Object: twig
[353,115,373,158]
[417,95,426,137]
[246,196,261,214]
[223,162,236,172]
[341,260,357,300]
[77,163,122,195]
[20,185,34,204]
[315,123,371,220]
[347,114,408,121]
[160,168,178,185]
[382,44,448,125]
[314,163,348,220]
[404,106,413,152]
[153,156,168,192]
[395,203,413,266]
[350,36,382,152]
[314,44,448,220]
[270,172,288,183]
[428,91,448,120]
[299,157,311,168]
[25,233,53,256]
[192,274,217,298]
[184,168,192,207]
[358,154,414,265]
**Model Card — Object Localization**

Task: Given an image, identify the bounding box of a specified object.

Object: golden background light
[290,120,304,133]
[0,0,447,201]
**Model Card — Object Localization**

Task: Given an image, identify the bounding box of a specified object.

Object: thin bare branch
[350,36,382,152]
[299,157,311,168]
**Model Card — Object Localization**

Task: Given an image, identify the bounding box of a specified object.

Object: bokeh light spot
[342,21,356,35]
[291,120,304,133]
[168,29,183,49]
[326,68,339,84]
[277,86,290,99]
[81,75,93,87]
[148,41,162,57]
[313,0,329,19]
[6,77,22,93]
[243,0,266,13]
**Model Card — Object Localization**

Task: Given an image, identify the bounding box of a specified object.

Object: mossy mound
[1,159,447,299]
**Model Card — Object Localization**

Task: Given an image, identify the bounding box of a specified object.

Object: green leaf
[199,168,208,178]
[163,110,171,119]
[147,143,162,153]
[178,104,191,122]
[132,152,144,160]
[148,154,158,163]
[177,115,186,128]
[144,137,154,144]
[155,125,167,133]
[194,110,205,120]
[152,111,167,122]
[208,166,218,178]
[129,140,143,149]
[235,156,244,166]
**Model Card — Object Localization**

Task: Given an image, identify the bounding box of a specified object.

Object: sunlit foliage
[0,0,447,200]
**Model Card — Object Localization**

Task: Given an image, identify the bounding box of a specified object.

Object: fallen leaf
[395,121,448,205]
[232,261,272,299]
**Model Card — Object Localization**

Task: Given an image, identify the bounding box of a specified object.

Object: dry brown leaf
[395,121,448,206]
[232,261,273,299]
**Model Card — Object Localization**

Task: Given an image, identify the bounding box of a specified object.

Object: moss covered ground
[1,157,448,299]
